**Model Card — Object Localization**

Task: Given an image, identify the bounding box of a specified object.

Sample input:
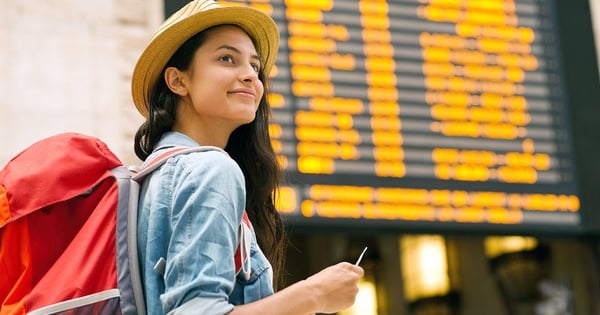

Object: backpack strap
[236,211,253,281]
[131,146,224,182]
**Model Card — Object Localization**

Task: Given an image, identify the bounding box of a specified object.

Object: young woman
[130,0,364,314]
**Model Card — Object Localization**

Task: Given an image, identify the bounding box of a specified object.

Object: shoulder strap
[131,146,225,182]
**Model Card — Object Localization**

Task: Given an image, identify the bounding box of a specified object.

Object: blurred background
[1,0,600,314]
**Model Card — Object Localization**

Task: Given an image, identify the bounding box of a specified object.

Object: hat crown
[156,0,220,39]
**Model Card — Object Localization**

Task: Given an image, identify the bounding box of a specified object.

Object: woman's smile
[229,87,256,100]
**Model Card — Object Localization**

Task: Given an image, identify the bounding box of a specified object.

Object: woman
[130,0,364,314]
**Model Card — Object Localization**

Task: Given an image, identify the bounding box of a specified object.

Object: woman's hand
[228,261,364,315]
[304,262,364,314]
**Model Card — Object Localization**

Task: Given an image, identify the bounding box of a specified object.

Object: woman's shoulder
[177,147,236,167]
[172,147,243,182]
[152,132,236,170]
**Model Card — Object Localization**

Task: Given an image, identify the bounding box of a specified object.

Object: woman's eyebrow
[216,44,260,62]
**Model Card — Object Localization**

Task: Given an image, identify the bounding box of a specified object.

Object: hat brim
[131,6,279,118]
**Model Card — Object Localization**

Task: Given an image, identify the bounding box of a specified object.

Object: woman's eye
[219,55,234,63]
[219,55,260,73]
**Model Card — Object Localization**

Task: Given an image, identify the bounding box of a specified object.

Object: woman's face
[169,25,264,142]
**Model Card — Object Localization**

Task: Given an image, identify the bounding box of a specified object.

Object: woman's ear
[164,67,188,96]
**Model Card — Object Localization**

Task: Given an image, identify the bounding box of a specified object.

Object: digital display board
[192,0,599,234]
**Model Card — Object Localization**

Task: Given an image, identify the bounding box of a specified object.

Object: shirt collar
[155,131,200,150]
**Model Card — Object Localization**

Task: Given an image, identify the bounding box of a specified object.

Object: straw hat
[131,0,279,117]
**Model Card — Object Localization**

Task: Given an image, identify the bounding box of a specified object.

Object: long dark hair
[134,26,286,288]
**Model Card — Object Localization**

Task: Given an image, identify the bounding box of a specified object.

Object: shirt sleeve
[160,150,245,315]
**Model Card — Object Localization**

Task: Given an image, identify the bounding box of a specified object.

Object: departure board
[216,0,585,233]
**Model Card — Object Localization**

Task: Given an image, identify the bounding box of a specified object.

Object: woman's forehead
[200,25,259,53]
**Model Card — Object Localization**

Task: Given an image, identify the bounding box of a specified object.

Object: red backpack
[0,133,251,315]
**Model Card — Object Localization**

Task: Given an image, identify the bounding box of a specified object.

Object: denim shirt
[137,132,274,315]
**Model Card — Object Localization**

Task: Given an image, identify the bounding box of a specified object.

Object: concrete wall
[0,0,163,166]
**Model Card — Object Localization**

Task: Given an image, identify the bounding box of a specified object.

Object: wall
[0,0,163,166]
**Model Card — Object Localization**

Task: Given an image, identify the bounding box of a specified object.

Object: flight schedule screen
[225,0,580,232]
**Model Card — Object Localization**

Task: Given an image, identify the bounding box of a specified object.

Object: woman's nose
[239,64,259,82]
